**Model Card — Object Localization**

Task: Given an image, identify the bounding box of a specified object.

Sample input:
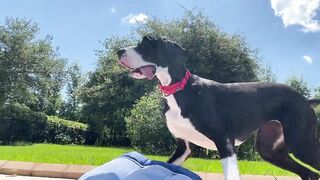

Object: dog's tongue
[135,65,156,80]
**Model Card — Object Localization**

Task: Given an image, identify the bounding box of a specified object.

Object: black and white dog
[118,36,320,180]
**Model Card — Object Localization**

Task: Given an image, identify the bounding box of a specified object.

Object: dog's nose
[117,49,126,59]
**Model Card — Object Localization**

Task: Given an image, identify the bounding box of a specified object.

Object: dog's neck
[156,65,187,86]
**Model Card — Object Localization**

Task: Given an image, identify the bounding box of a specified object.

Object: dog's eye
[147,56,153,61]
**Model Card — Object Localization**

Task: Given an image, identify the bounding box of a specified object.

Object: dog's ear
[141,35,159,49]
[140,36,152,46]
[142,35,154,42]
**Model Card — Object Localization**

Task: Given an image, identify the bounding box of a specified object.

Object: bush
[0,103,88,144]
[0,103,38,144]
[46,116,88,144]
[125,90,175,155]
[236,136,261,161]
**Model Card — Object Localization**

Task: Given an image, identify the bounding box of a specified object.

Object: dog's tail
[307,99,320,108]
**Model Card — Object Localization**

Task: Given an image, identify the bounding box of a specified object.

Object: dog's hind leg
[291,131,320,172]
[167,138,191,165]
[257,121,319,180]
[292,136,320,172]
[283,107,320,172]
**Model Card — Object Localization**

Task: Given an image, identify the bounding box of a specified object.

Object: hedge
[0,103,88,144]
[46,116,88,144]
[125,90,176,155]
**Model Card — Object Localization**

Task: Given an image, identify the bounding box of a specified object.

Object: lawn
[0,143,295,176]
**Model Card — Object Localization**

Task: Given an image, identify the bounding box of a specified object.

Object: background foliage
[0,18,66,115]
[0,103,87,145]
[125,89,175,154]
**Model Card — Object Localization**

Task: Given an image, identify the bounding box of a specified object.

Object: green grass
[0,144,295,176]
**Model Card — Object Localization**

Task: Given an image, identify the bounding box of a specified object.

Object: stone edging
[0,160,95,179]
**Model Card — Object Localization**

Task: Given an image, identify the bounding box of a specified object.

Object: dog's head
[117,36,186,85]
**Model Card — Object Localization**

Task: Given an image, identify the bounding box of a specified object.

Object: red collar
[159,70,191,96]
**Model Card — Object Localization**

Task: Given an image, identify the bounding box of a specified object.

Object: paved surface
[197,173,300,180]
[0,160,301,179]
[0,174,71,180]
[0,160,95,179]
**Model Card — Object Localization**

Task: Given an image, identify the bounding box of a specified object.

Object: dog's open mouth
[130,65,156,80]
[119,61,134,70]
[119,60,156,80]
[132,68,142,74]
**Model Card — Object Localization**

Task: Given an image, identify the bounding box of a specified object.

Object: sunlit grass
[0,144,296,176]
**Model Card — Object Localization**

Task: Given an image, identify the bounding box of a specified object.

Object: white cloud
[303,55,313,64]
[110,7,116,13]
[270,0,320,32]
[121,13,148,24]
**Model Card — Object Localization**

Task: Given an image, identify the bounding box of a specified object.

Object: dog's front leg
[215,137,241,180]
[167,138,191,165]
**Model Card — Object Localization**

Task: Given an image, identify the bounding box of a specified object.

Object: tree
[80,37,155,146]
[286,76,311,98]
[258,65,276,83]
[314,87,320,99]
[60,63,83,121]
[0,18,66,114]
[136,11,260,83]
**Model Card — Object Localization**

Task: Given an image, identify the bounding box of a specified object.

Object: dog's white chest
[165,96,218,150]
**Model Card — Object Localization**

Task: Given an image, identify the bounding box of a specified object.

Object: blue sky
[1,0,320,90]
